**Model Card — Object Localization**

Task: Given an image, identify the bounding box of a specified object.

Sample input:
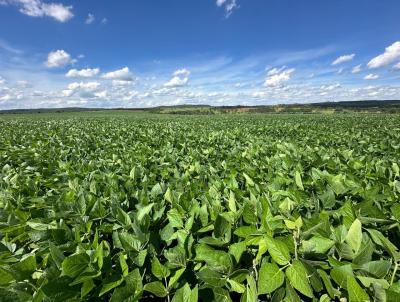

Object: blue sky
[1,0,400,109]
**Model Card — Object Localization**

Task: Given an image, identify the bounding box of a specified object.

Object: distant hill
[1,100,400,114]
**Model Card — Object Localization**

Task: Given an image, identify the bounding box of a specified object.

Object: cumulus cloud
[1,0,73,22]
[46,50,75,68]
[216,0,238,17]
[320,83,341,91]
[364,74,379,80]
[112,80,134,87]
[164,76,189,88]
[66,68,100,78]
[393,62,400,70]
[264,67,295,87]
[368,41,400,69]
[164,68,191,87]
[173,68,191,77]
[85,13,95,24]
[62,81,101,97]
[352,64,362,74]
[331,54,355,65]
[102,67,134,81]
[68,81,100,91]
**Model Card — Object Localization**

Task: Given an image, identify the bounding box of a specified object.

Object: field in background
[0,112,399,301]
[1,99,400,115]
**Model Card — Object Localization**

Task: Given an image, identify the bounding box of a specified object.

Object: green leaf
[285,260,314,298]
[168,208,184,228]
[258,262,285,294]
[116,207,131,227]
[228,279,246,293]
[331,264,354,289]
[228,191,237,212]
[318,269,340,298]
[295,171,304,190]
[196,268,226,287]
[346,219,363,254]
[245,274,257,302]
[137,203,155,221]
[42,276,80,300]
[49,242,64,269]
[81,279,95,298]
[168,268,185,288]
[61,253,90,278]
[10,254,36,281]
[99,275,124,296]
[265,236,291,266]
[144,281,168,297]
[229,241,247,263]
[151,257,170,280]
[214,214,231,239]
[347,276,370,302]
[300,236,334,254]
[243,173,255,186]
[360,260,392,279]
[195,244,233,273]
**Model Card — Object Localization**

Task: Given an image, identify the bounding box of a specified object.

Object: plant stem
[293,230,298,260]
[391,262,398,286]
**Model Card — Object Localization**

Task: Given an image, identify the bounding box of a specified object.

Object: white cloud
[94,90,107,98]
[216,0,238,17]
[46,50,74,68]
[252,91,266,98]
[85,13,95,24]
[0,94,12,102]
[164,76,189,88]
[393,62,400,70]
[364,74,379,80]
[16,80,31,88]
[1,0,73,22]
[67,81,100,92]
[112,80,134,87]
[331,54,355,65]
[368,41,400,69]
[62,81,101,97]
[173,68,191,77]
[164,68,191,87]
[101,18,108,24]
[66,68,100,78]
[102,67,134,81]
[264,67,295,87]
[320,83,340,91]
[352,64,362,74]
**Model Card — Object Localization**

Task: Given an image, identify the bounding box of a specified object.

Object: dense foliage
[0,112,399,301]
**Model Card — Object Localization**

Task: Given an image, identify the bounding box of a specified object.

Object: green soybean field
[0,112,400,302]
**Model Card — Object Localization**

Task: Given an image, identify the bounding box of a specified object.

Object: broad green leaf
[347,276,370,302]
[195,244,233,273]
[61,253,90,278]
[346,219,362,254]
[196,268,226,287]
[285,260,314,298]
[99,275,124,296]
[360,260,392,279]
[295,171,304,190]
[265,236,291,266]
[137,203,155,221]
[331,264,354,289]
[228,279,246,293]
[151,257,170,280]
[144,281,168,297]
[258,262,285,294]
